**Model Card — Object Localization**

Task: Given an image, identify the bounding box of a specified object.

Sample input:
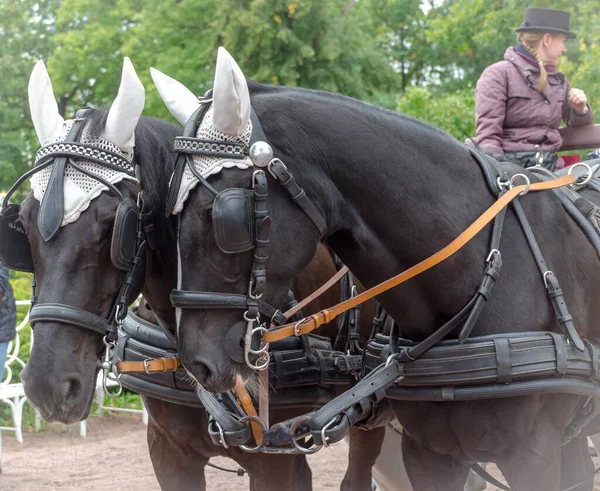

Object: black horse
[156,47,600,491]
[13,58,385,490]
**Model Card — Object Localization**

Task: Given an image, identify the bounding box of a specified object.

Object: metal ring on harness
[247,326,270,355]
[289,416,323,454]
[508,174,531,196]
[239,415,268,453]
[568,162,594,188]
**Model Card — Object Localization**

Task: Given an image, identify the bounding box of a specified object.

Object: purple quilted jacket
[474,47,593,158]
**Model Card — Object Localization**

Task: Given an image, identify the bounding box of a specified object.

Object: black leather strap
[512,198,585,351]
[170,290,287,325]
[268,159,327,237]
[165,103,211,215]
[37,120,85,241]
[307,361,402,444]
[30,303,110,335]
[199,388,253,447]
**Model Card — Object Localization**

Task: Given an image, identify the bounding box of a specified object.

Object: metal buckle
[248,279,263,300]
[293,318,311,337]
[320,416,341,448]
[543,270,554,289]
[267,158,288,181]
[252,169,265,190]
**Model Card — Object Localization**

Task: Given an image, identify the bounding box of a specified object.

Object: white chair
[0,300,32,445]
[0,300,31,472]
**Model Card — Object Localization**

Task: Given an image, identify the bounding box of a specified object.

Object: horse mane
[86,108,180,211]
[247,81,459,148]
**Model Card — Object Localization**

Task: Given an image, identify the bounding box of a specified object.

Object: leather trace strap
[116,357,180,374]
[264,174,575,344]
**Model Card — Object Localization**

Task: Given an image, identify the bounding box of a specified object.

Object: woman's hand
[568,88,589,114]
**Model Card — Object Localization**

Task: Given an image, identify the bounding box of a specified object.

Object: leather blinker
[0,204,34,273]
[212,188,255,254]
[111,199,140,271]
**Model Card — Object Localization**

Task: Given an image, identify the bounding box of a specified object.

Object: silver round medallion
[249,141,273,168]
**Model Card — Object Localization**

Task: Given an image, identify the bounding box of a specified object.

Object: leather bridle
[0,109,153,346]
[167,92,327,370]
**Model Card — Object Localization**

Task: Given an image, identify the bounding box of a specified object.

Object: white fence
[0,297,147,460]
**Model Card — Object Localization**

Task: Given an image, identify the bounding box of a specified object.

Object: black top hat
[515,8,575,39]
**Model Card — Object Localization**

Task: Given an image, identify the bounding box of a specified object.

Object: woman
[474,8,593,169]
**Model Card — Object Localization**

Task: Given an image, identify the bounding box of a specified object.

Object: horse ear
[212,47,250,137]
[28,60,65,145]
[150,67,200,126]
[104,57,145,148]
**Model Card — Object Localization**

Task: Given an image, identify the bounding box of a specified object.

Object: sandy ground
[0,413,349,491]
[1,414,599,490]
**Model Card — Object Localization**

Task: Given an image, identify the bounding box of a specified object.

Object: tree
[0,0,60,191]
[212,0,396,107]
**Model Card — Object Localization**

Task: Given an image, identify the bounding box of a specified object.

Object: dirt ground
[0,413,349,491]
[1,414,599,490]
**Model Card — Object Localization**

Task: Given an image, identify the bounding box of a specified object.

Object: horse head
[13,58,176,424]
[152,48,326,392]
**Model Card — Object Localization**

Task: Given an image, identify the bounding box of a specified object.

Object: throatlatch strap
[264,175,575,343]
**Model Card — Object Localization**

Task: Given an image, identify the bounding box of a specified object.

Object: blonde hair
[517,32,548,92]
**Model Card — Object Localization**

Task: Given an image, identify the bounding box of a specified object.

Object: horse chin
[21,325,100,425]
[23,368,97,424]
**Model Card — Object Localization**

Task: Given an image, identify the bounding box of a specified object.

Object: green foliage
[397,86,475,140]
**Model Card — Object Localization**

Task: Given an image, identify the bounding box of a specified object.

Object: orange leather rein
[116,174,575,375]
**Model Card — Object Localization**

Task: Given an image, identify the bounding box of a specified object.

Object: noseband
[168,93,327,370]
[0,108,152,341]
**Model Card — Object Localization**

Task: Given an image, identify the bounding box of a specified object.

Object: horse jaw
[28,60,65,145]
[104,57,145,149]
[212,46,251,137]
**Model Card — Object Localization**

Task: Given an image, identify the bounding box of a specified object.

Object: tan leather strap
[235,376,263,445]
[264,175,575,344]
[116,357,181,374]
[283,265,350,320]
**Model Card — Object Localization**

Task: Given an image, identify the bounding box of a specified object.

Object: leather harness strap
[282,265,349,320]
[116,357,180,374]
[264,175,576,344]
[234,376,264,445]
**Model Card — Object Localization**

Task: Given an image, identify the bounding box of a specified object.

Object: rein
[263,174,575,343]
[119,174,575,377]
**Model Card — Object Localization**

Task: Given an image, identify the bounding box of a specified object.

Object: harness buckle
[543,270,555,289]
[294,318,311,337]
[143,358,166,374]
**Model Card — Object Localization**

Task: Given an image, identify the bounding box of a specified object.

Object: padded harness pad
[212,188,255,253]
[0,204,34,273]
[111,199,140,271]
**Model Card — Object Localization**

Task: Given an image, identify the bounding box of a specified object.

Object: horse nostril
[189,359,212,381]
[61,376,83,403]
